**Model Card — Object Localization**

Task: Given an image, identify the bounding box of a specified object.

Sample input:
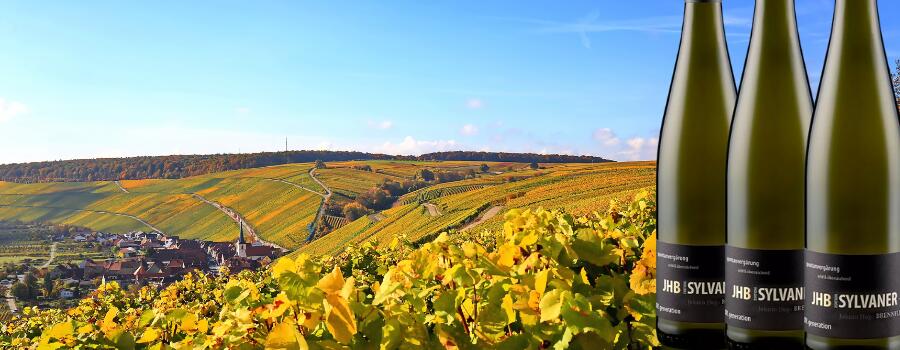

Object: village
[1,223,286,312]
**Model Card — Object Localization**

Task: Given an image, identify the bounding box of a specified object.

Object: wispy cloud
[376,136,459,155]
[435,88,569,100]
[367,120,394,130]
[619,136,659,161]
[235,107,252,115]
[498,8,752,49]
[592,128,621,146]
[465,98,484,109]
[527,12,682,48]
[592,127,657,161]
[0,98,29,123]
[460,124,479,136]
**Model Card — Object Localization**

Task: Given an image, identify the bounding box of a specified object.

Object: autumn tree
[893,59,899,110]
[417,169,435,182]
[9,282,29,300]
[342,202,369,221]
[355,189,392,211]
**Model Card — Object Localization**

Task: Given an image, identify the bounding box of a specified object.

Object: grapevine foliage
[0,191,658,349]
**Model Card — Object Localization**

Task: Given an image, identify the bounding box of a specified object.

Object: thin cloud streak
[495,10,751,49]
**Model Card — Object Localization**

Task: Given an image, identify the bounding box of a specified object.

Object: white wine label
[804,251,900,339]
[725,247,804,331]
[656,241,725,323]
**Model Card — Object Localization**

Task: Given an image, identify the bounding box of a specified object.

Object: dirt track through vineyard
[113,181,129,193]
[461,205,504,232]
[190,194,283,250]
[423,203,441,217]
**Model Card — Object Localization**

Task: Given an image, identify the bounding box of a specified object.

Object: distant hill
[418,151,613,164]
[0,151,613,183]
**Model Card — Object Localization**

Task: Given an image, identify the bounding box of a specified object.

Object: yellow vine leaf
[502,294,516,323]
[324,294,357,344]
[534,269,549,295]
[136,328,159,344]
[317,267,345,296]
[265,321,309,350]
[100,307,119,334]
[496,243,518,268]
[539,289,563,323]
[39,321,73,348]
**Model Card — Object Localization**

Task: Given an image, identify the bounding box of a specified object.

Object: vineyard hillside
[299,161,655,256]
[0,161,655,254]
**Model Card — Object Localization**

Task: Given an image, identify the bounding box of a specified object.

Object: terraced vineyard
[193,177,321,248]
[322,215,350,230]
[299,161,656,256]
[313,168,404,198]
[298,203,420,256]
[398,183,495,205]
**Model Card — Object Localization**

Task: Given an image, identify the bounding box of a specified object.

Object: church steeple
[236,220,247,258]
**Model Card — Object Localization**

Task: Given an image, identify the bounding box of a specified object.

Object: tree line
[0,151,612,183]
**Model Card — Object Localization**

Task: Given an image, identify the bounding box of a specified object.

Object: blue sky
[1,1,898,164]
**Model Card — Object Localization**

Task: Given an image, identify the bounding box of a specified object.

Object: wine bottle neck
[753,0,797,27]
[747,0,801,54]
[680,0,728,58]
[829,0,887,62]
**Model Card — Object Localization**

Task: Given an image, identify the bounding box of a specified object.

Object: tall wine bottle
[805,0,900,349]
[724,0,812,348]
[657,0,736,348]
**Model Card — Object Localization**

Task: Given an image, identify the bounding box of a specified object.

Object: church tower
[236,220,247,258]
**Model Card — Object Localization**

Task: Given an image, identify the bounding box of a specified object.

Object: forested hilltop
[0,151,612,183]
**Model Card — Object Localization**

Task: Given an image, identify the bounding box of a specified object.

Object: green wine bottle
[657,0,736,348]
[805,0,900,349]
[725,0,812,348]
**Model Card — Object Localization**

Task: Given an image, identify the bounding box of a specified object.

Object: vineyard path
[423,203,441,217]
[1,241,55,314]
[114,181,129,193]
[0,204,163,235]
[5,290,16,314]
[190,194,284,251]
[461,205,504,232]
[309,168,333,235]
[38,242,58,269]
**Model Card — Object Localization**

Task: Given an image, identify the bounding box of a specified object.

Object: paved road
[461,205,504,232]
